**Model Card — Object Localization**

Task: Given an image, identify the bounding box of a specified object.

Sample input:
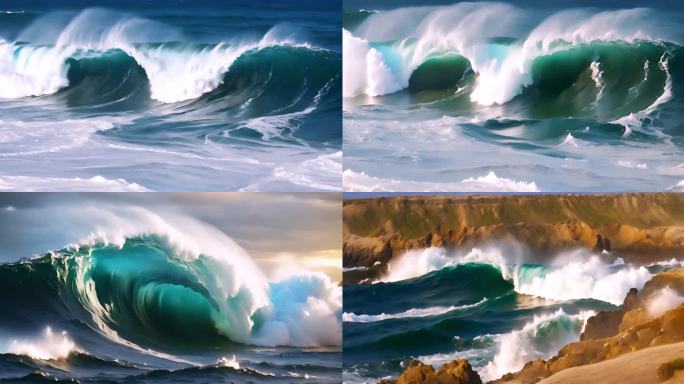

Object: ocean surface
[342,247,681,383]
[0,229,342,383]
[343,1,684,192]
[0,0,341,191]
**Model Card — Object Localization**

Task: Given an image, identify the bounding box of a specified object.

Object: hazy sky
[0,193,342,281]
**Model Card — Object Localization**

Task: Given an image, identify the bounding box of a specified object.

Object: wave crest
[378,247,654,305]
[1,8,336,107]
[343,3,679,122]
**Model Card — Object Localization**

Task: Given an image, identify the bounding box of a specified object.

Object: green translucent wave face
[365,39,680,123]
[522,41,675,119]
[58,237,259,349]
[63,48,151,110]
[408,54,471,92]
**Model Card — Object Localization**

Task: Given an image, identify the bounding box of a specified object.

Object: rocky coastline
[377,267,684,384]
[344,194,684,283]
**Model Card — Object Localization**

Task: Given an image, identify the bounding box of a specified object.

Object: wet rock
[379,359,482,384]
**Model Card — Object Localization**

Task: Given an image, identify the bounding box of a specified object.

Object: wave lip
[480,309,595,381]
[343,2,680,128]
[377,246,654,305]
[0,217,341,356]
[59,235,341,349]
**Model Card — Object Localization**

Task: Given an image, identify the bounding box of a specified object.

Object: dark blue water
[0,0,341,192]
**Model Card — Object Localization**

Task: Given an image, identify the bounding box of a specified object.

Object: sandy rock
[380,359,482,384]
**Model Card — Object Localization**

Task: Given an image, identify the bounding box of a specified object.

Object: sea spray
[647,287,684,316]
[344,5,674,104]
[378,246,652,305]
[5,327,79,360]
[0,204,343,350]
[513,255,652,305]
[480,309,595,381]
[1,9,320,103]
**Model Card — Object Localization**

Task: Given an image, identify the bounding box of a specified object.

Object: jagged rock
[581,288,640,341]
[495,268,684,383]
[380,359,482,384]
[439,360,482,384]
[622,288,640,311]
[581,310,623,340]
[343,195,684,275]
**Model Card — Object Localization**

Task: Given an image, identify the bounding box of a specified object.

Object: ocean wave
[377,247,652,305]
[0,208,341,354]
[480,309,594,381]
[342,169,540,192]
[60,236,340,349]
[239,151,342,192]
[412,309,594,381]
[0,8,339,111]
[343,4,679,124]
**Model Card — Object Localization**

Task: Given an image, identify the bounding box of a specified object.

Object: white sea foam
[647,287,684,317]
[0,9,315,102]
[590,61,605,102]
[343,298,487,323]
[513,254,652,305]
[617,160,648,170]
[377,247,652,305]
[217,355,240,369]
[0,175,150,192]
[612,53,673,133]
[413,308,595,381]
[480,309,595,381]
[559,132,579,148]
[343,169,539,192]
[241,151,342,192]
[379,247,510,283]
[4,327,79,360]
[344,5,672,105]
[343,29,402,97]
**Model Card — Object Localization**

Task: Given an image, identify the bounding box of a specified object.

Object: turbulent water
[343,2,684,192]
[0,1,341,191]
[342,246,682,383]
[0,231,341,383]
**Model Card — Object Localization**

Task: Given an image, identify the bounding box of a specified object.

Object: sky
[0,193,342,281]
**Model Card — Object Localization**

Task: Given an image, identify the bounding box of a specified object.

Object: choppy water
[0,1,341,191]
[342,246,681,383]
[343,2,684,192]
